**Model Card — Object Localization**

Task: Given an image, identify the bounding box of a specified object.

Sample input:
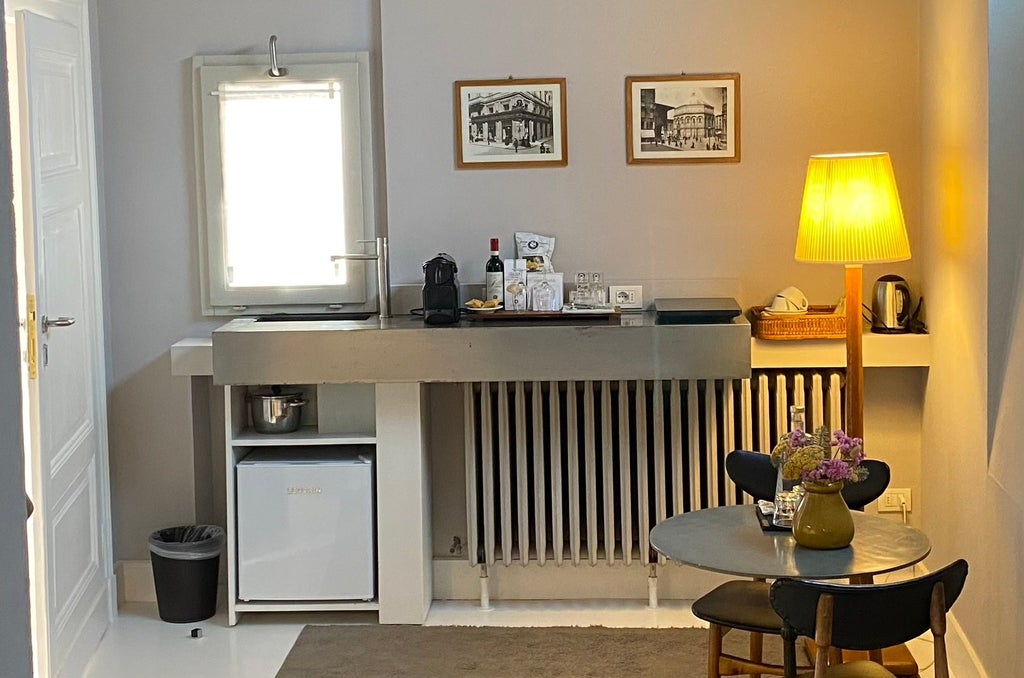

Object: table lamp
[795,152,911,438]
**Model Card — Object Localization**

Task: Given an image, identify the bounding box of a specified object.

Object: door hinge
[26,295,38,379]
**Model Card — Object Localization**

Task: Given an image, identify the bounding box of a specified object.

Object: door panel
[15,7,112,676]
[33,44,78,173]
[52,464,98,629]
[39,205,91,465]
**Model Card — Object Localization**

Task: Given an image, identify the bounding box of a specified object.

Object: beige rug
[276,625,794,677]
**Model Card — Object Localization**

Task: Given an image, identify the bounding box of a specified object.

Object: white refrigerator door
[237,460,374,600]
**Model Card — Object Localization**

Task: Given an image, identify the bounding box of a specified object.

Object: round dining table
[650,504,930,581]
[651,504,932,676]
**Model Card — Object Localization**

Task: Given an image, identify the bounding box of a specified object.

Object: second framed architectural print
[626,73,740,164]
[454,77,567,169]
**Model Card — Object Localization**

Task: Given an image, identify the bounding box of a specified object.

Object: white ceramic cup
[770,286,809,313]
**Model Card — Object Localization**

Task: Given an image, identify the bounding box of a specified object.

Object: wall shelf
[231,427,376,446]
[751,332,930,369]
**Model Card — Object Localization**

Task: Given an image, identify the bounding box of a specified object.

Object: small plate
[464,304,503,313]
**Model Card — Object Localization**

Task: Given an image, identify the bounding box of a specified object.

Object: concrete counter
[211,313,752,385]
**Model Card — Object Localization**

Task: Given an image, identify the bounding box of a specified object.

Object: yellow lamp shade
[795,152,911,264]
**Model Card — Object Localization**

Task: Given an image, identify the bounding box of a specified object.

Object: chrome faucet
[330,236,391,318]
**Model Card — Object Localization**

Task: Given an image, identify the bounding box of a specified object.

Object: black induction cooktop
[653,297,742,324]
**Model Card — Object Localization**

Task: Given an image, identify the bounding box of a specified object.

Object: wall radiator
[463,371,845,569]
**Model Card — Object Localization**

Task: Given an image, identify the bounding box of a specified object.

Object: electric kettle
[871,274,911,334]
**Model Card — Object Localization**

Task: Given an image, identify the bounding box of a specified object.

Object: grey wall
[0,0,34,670]
[386,0,927,553]
[95,0,925,564]
[379,0,922,305]
[987,0,1024,443]
[94,0,377,559]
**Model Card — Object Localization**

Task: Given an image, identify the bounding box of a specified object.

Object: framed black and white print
[454,78,568,169]
[625,73,740,164]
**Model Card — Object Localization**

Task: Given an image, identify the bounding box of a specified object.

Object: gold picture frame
[454,77,568,169]
[625,73,740,165]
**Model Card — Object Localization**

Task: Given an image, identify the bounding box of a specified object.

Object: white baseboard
[432,558,731,601]
[118,557,730,605]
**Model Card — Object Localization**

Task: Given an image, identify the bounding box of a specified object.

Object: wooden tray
[750,305,846,340]
[464,309,620,323]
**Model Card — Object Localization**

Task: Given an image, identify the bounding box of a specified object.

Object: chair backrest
[725,450,776,502]
[725,451,891,511]
[770,559,968,660]
[839,459,890,510]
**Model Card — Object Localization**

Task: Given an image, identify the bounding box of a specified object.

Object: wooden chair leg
[708,623,724,678]
[931,582,950,678]
[749,631,764,678]
[813,594,835,678]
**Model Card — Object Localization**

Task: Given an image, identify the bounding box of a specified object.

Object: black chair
[769,559,969,678]
[724,450,777,502]
[691,452,892,677]
[725,451,892,511]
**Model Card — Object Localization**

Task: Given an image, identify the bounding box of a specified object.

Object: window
[193,52,376,315]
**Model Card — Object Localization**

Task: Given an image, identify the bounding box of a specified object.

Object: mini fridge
[236,446,375,601]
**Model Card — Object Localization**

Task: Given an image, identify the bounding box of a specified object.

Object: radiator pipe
[479,563,492,610]
[647,564,659,609]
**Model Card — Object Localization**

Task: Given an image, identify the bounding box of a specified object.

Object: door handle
[41,315,76,333]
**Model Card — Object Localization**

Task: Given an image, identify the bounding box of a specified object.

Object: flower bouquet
[771,425,866,548]
[771,425,867,483]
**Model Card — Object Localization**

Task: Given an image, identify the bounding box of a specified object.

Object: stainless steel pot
[249,391,308,434]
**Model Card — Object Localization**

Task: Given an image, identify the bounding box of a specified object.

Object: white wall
[93,0,377,559]
[0,0,34,670]
[920,2,1017,675]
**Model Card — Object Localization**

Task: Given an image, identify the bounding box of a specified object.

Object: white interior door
[12,5,113,676]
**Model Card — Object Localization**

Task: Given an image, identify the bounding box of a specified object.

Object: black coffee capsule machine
[422,253,460,324]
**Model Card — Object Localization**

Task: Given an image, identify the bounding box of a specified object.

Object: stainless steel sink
[255,313,374,322]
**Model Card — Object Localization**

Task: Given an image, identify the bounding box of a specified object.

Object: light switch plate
[609,285,643,310]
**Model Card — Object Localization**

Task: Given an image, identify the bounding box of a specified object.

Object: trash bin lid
[148,525,224,560]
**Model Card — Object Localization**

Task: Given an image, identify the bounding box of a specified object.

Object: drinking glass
[773,490,799,528]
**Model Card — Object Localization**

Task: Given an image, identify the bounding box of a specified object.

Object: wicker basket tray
[750,305,846,340]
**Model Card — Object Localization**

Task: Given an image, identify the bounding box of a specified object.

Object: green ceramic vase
[792,480,855,549]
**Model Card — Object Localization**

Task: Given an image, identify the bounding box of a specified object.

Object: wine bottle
[485,238,504,302]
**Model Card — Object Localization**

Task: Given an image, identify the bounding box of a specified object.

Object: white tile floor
[84,597,939,678]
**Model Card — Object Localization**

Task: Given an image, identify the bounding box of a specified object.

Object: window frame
[192,51,377,315]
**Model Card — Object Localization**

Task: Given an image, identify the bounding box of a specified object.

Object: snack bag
[515,232,556,273]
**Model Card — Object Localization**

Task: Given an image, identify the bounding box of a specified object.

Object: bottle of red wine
[485,238,504,302]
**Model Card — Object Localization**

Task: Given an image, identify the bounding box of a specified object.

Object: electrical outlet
[609,285,643,310]
[879,488,912,513]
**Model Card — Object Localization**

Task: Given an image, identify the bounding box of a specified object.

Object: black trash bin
[148,525,224,623]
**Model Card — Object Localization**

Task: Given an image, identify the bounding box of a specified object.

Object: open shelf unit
[223,383,378,625]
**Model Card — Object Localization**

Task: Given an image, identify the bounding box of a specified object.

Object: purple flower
[831,430,863,455]
[781,424,870,485]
